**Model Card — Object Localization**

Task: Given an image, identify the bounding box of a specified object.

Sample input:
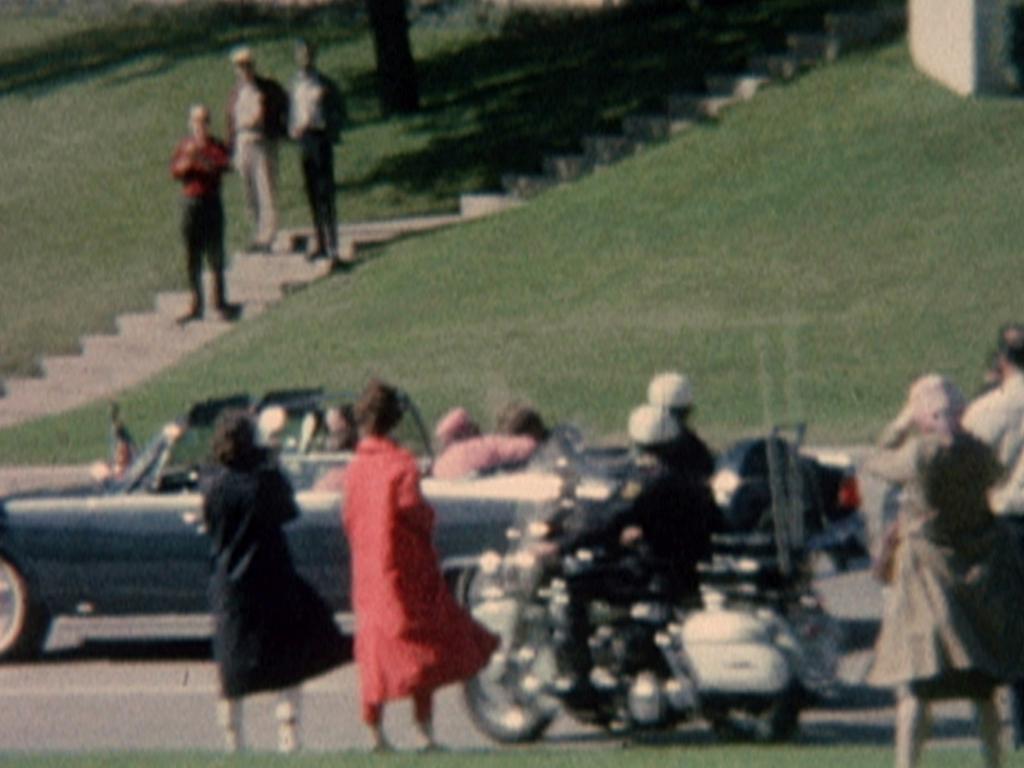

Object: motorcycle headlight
[527,521,551,538]
[575,479,613,501]
[711,469,742,507]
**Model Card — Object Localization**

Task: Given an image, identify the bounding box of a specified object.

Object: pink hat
[435,407,479,449]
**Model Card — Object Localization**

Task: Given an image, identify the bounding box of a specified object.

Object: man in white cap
[226,46,287,253]
[647,371,715,484]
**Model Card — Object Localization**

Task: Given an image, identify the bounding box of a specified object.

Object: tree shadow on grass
[0,2,365,97]
[344,0,904,198]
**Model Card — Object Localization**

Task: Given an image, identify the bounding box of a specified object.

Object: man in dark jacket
[202,410,351,753]
[550,405,716,706]
[290,38,347,270]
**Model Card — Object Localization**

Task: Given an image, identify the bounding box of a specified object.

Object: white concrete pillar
[909,0,1017,95]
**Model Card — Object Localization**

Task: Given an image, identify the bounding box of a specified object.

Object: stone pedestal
[909,0,1017,95]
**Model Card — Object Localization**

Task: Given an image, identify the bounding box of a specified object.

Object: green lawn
[4,1,995,465]
[0,747,1018,768]
[0,0,862,382]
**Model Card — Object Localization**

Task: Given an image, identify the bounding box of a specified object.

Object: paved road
[0,468,1007,754]
[0,567,1000,755]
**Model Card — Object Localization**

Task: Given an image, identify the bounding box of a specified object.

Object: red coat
[170,136,230,198]
[342,436,497,705]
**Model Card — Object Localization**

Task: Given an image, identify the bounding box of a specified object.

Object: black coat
[202,457,351,698]
[559,457,716,599]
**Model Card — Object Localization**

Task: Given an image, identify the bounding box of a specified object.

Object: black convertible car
[0,388,544,660]
[0,391,863,662]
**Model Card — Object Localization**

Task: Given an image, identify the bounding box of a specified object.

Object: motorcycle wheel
[457,567,557,744]
[708,686,801,743]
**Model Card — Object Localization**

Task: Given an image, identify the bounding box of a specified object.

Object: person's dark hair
[295,37,316,61]
[999,323,1024,370]
[497,403,549,442]
[212,409,260,469]
[355,379,404,437]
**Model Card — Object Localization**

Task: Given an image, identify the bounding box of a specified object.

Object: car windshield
[115,388,434,494]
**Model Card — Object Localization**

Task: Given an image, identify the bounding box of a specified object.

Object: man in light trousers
[227,47,281,253]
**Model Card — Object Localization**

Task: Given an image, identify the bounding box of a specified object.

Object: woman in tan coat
[865,374,1024,768]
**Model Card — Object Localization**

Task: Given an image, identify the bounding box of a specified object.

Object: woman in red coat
[343,380,498,751]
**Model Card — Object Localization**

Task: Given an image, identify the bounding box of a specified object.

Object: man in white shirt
[227,47,286,253]
[963,324,1024,517]
[962,322,1024,745]
[290,39,346,270]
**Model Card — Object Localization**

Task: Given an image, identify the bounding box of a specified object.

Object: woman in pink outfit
[342,381,498,751]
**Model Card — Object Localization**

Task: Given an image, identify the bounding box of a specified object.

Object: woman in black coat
[203,409,351,753]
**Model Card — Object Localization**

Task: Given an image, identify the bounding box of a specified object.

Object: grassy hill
[4,3,1016,464]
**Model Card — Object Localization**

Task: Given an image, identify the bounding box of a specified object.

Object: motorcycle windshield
[509,426,636,552]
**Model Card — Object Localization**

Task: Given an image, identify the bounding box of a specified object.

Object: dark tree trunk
[366,0,420,114]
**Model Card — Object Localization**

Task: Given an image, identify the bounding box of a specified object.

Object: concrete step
[459,193,525,219]
[37,352,159,386]
[501,173,556,199]
[222,277,282,305]
[154,291,194,318]
[704,73,771,101]
[666,92,738,121]
[81,334,190,363]
[748,52,805,82]
[581,134,634,166]
[1,372,118,405]
[621,114,694,144]
[231,253,326,282]
[39,354,93,381]
[787,32,841,65]
[542,154,593,183]
[83,320,226,359]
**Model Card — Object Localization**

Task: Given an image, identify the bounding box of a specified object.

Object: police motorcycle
[456,419,842,744]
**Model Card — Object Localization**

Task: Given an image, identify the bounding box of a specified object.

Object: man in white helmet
[558,404,716,597]
[647,371,715,484]
[547,405,716,707]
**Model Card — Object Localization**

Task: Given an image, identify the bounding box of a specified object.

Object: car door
[423,472,562,573]
[77,488,210,615]
[288,489,349,611]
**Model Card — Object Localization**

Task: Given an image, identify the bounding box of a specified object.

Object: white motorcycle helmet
[628,404,680,447]
[647,371,694,410]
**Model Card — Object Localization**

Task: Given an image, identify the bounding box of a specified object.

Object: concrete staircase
[0,216,462,430]
[490,6,906,201]
[0,6,905,431]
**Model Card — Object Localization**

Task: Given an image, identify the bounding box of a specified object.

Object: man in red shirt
[170,104,239,324]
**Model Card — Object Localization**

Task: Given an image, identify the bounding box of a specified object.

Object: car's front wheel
[0,553,50,661]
